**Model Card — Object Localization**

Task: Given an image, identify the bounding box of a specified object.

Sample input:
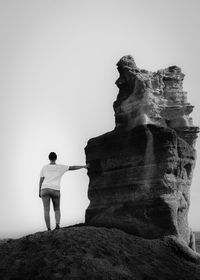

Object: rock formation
[85,55,199,246]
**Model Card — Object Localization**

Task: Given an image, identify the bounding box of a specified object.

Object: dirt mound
[0,225,200,280]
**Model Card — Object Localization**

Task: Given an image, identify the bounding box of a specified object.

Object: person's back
[40,164,69,191]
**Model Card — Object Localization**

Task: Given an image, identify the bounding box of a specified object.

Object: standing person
[39,152,87,231]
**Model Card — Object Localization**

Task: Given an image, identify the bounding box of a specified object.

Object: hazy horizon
[0,0,200,238]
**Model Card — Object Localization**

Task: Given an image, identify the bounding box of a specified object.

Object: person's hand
[85,163,90,169]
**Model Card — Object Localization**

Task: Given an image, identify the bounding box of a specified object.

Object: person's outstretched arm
[68,165,88,171]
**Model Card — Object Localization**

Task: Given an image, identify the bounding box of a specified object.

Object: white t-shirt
[40,164,69,191]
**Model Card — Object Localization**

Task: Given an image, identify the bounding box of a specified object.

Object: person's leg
[41,189,51,230]
[51,190,61,229]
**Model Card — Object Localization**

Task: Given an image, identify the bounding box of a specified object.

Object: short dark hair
[48,152,57,161]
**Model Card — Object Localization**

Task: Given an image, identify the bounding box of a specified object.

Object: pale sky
[0,0,200,238]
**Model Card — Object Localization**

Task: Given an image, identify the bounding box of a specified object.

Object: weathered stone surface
[0,226,200,280]
[85,55,199,246]
[114,55,199,146]
[85,125,196,243]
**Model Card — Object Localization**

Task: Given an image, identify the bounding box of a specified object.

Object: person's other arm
[68,164,88,171]
[39,177,45,198]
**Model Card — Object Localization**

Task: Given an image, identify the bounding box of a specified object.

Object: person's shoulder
[41,164,50,170]
[57,164,69,171]
[40,164,49,176]
[57,164,68,168]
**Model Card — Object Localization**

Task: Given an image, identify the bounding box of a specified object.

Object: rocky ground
[0,225,200,280]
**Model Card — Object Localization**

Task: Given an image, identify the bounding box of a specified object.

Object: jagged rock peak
[114,55,199,146]
[116,54,138,70]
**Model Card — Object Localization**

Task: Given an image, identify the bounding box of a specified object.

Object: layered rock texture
[1,226,200,280]
[113,55,198,146]
[85,55,199,246]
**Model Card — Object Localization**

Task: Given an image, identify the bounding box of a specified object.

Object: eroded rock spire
[85,55,199,248]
